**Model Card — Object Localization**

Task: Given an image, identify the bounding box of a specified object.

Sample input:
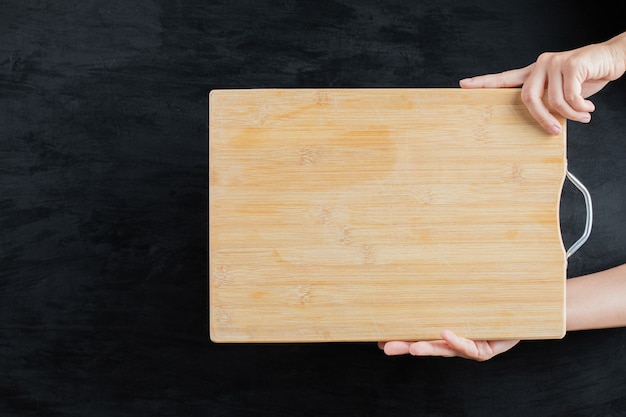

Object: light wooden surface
[209,88,567,342]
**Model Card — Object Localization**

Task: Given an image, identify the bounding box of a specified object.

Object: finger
[382,341,412,356]
[547,67,591,123]
[409,340,460,357]
[460,66,532,89]
[580,79,609,98]
[520,69,562,135]
[377,342,386,350]
[442,330,520,361]
[562,70,595,120]
[439,329,481,359]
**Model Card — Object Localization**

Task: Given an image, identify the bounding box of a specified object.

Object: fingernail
[549,124,562,135]
[581,114,591,123]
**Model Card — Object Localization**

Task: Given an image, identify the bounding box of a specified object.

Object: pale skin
[379,31,626,361]
[461,31,626,135]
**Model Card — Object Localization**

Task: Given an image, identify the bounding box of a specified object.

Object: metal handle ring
[565,170,593,258]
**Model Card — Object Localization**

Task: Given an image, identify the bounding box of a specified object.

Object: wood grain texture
[4,1,626,415]
[209,88,566,342]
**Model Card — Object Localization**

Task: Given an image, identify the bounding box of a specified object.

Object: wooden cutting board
[209,88,567,343]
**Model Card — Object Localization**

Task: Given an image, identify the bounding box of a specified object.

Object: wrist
[605,31,626,70]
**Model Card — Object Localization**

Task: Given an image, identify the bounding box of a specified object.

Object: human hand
[378,330,520,362]
[460,32,626,135]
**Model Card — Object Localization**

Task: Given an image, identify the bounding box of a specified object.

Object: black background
[2,1,626,416]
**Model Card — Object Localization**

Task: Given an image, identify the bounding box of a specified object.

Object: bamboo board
[209,88,567,343]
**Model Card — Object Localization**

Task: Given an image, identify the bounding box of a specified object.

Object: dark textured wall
[1,1,625,416]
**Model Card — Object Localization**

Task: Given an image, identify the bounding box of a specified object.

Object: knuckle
[520,89,537,105]
[548,96,566,111]
[536,52,554,64]
[565,93,581,105]
[563,55,582,71]
[536,116,553,128]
